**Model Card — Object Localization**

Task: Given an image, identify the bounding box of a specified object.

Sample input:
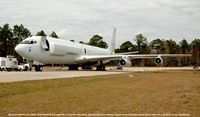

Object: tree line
[86,34,199,67]
[0,23,199,66]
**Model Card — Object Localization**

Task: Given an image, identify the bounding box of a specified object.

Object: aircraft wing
[128,54,192,59]
[76,54,191,62]
[76,55,121,62]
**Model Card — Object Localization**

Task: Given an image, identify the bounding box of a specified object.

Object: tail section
[108,28,116,55]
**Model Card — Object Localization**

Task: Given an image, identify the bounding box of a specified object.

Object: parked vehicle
[18,63,31,71]
[0,55,30,71]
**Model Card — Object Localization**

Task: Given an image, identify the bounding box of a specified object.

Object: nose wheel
[35,65,43,72]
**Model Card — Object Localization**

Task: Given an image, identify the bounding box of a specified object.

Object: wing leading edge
[76,54,192,63]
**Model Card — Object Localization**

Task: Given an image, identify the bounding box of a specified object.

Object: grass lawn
[0,71,200,116]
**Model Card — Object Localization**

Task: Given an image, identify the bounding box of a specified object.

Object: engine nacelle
[154,56,163,65]
[119,56,132,66]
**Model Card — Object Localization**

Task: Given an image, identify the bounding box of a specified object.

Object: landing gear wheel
[96,65,106,71]
[24,66,28,71]
[96,61,106,71]
[35,65,43,72]
[35,66,38,71]
[82,65,92,70]
[39,65,43,71]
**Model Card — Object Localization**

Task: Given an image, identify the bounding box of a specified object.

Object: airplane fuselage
[15,36,111,64]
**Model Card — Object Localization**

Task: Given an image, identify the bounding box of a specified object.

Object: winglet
[108,28,116,55]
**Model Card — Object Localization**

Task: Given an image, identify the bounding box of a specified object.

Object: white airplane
[15,29,191,71]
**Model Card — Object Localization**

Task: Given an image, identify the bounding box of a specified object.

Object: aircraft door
[41,36,49,51]
[84,48,86,54]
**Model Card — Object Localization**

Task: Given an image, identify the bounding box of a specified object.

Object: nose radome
[15,45,19,53]
[15,44,22,54]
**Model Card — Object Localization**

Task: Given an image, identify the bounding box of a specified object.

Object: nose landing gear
[35,65,43,72]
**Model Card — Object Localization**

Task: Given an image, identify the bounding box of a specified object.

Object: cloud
[0,0,199,46]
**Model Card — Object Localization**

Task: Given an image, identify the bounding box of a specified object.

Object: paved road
[0,67,193,83]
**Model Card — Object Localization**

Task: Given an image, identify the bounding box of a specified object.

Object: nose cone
[15,44,19,53]
[15,44,23,55]
[15,44,32,60]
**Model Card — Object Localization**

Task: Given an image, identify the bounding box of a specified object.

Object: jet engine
[154,55,163,65]
[119,56,132,66]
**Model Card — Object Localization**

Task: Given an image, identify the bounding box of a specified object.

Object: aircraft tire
[39,65,43,71]
[35,65,43,72]
[96,65,106,71]
[35,66,38,71]
[82,65,92,70]
[24,66,28,71]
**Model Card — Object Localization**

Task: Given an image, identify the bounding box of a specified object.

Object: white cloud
[0,0,199,47]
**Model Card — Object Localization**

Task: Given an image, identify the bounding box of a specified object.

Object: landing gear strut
[35,65,43,72]
[96,61,106,71]
[28,60,33,71]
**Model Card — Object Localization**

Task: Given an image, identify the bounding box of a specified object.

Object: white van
[0,56,18,71]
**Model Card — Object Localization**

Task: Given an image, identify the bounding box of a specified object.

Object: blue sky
[0,0,199,47]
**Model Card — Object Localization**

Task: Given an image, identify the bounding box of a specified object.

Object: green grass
[0,71,200,116]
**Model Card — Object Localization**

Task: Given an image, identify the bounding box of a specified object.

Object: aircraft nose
[15,44,23,54]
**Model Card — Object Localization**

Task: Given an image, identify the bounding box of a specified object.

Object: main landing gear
[96,61,106,71]
[68,61,106,71]
[68,65,79,70]
[82,65,93,70]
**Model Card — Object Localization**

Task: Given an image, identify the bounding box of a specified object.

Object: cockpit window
[21,40,37,44]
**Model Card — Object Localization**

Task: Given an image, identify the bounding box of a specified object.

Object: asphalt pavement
[0,67,193,83]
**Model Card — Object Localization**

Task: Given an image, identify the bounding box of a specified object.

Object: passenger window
[21,40,37,44]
